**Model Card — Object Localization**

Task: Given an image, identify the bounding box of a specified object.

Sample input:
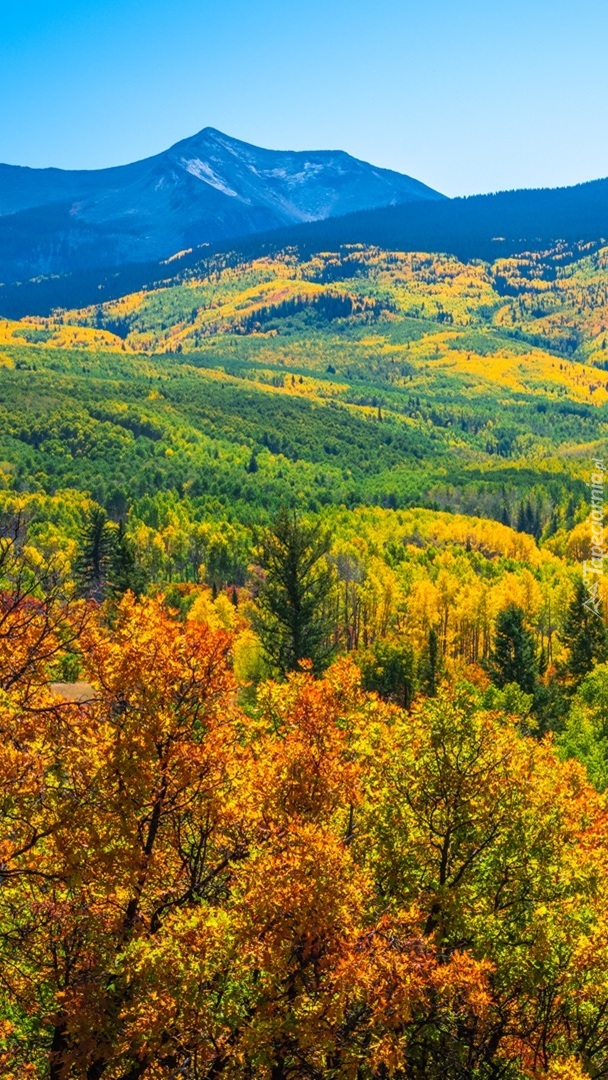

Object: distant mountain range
[0,128,444,283]
[2,128,608,320]
[268,176,608,262]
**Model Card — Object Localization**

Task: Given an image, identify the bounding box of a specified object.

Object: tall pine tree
[489,603,537,694]
[253,510,335,678]
[109,521,146,598]
[75,506,115,602]
[419,626,442,697]
[562,579,608,684]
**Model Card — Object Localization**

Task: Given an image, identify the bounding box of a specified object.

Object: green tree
[559,663,608,789]
[252,510,335,677]
[562,578,608,684]
[109,521,146,598]
[489,603,537,694]
[418,626,442,697]
[359,637,415,708]
[75,506,115,602]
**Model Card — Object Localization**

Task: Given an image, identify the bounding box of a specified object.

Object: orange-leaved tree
[1,580,608,1078]
[0,593,240,1079]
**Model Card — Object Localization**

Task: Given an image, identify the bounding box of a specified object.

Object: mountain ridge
[4,170,608,319]
[0,128,444,283]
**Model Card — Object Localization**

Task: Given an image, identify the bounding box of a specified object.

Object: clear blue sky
[2,0,608,197]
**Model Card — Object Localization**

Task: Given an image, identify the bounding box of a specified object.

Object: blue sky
[2,0,608,196]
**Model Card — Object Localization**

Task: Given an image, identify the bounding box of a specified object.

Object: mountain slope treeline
[0,127,444,284]
[3,173,608,319]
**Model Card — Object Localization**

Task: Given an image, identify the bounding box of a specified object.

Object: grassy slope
[0,243,606,534]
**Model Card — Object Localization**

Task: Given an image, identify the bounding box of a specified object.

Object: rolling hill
[1,242,606,537]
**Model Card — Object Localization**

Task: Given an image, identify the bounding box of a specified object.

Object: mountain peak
[173,126,236,147]
[0,130,445,283]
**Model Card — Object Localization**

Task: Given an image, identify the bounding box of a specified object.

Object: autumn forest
[3,234,608,1080]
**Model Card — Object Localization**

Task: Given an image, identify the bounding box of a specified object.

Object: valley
[3,148,608,1080]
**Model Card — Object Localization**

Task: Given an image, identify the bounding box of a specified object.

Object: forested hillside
[2,242,607,528]
[3,237,608,1077]
[3,172,607,318]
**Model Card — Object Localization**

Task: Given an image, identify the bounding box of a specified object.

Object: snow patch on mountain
[182,158,238,197]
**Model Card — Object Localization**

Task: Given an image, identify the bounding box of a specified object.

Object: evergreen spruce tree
[565,496,577,530]
[516,502,526,533]
[75,506,115,602]
[253,509,335,677]
[489,603,538,694]
[523,500,534,536]
[532,501,543,540]
[499,502,511,527]
[562,579,608,683]
[546,506,560,537]
[109,521,146,598]
[419,626,441,697]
